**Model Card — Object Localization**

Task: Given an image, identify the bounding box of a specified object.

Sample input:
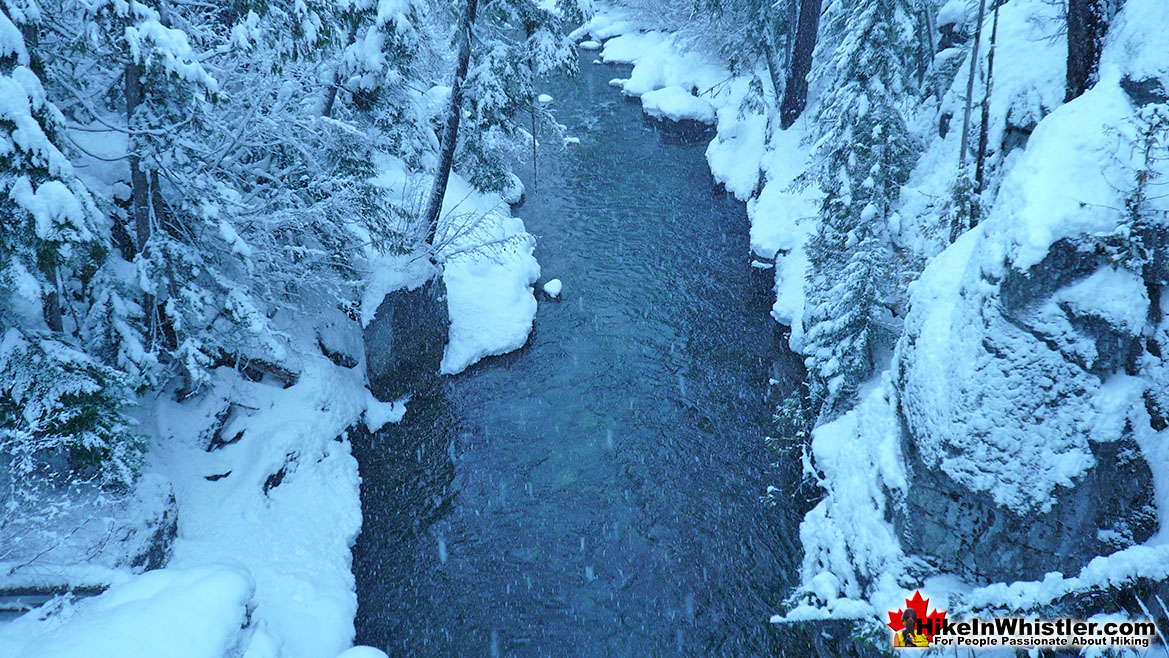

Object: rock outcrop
[364,277,450,401]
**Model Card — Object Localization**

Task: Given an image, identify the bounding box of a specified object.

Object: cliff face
[893,31,1169,584]
[896,235,1162,583]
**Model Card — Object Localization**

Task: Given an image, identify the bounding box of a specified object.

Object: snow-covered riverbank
[0,158,540,658]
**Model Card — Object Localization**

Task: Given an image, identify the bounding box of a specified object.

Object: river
[352,52,807,657]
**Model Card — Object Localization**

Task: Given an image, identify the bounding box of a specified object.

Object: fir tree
[0,10,143,492]
[801,0,919,417]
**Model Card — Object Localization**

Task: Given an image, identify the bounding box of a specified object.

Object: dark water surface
[353,55,805,657]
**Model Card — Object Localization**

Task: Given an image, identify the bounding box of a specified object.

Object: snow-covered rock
[364,156,540,377]
[336,648,390,658]
[433,170,539,375]
[893,0,1169,582]
[543,278,563,298]
[639,86,715,124]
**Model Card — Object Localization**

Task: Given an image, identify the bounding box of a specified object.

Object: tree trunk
[762,38,785,104]
[125,62,151,252]
[958,0,987,168]
[912,5,932,86]
[920,4,948,102]
[526,25,538,192]
[779,0,822,129]
[322,21,360,118]
[422,0,480,250]
[125,60,164,349]
[973,2,1000,197]
[42,274,63,333]
[1066,0,1106,102]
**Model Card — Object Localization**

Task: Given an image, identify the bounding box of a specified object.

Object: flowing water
[353,55,806,657]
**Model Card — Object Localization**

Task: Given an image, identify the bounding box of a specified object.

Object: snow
[217,219,253,261]
[537,93,553,104]
[435,172,540,375]
[639,85,715,124]
[890,0,1169,510]
[898,0,1067,258]
[966,543,1169,613]
[149,349,371,658]
[749,124,819,260]
[543,278,562,297]
[747,119,820,347]
[935,0,967,28]
[1055,267,1149,337]
[706,102,767,200]
[501,172,525,204]
[775,376,907,622]
[569,14,635,42]
[0,11,28,63]
[898,220,1111,513]
[4,260,46,327]
[0,567,255,658]
[982,79,1134,272]
[601,31,725,100]
[124,18,219,92]
[335,649,389,658]
[1,67,76,181]
[1099,0,1169,83]
[579,40,600,51]
[362,388,408,431]
[363,155,540,375]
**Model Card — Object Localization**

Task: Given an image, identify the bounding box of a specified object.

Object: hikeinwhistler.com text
[924,617,1159,649]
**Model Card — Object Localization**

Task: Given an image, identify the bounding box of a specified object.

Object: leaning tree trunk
[973,2,1000,197]
[1065,0,1106,102]
[779,0,822,129]
[762,38,785,104]
[421,0,480,251]
[958,0,988,168]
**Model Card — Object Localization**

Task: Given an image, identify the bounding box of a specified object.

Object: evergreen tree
[801,0,918,416]
[423,0,581,249]
[458,0,580,192]
[0,10,143,490]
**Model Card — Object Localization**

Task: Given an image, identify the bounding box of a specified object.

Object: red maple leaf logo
[887,590,947,640]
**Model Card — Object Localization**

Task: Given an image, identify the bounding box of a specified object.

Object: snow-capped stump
[543,278,563,299]
[579,40,601,50]
[537,93,553,105]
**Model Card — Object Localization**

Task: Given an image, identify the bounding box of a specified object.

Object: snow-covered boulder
[639,86,715,125]
[364,277,449,400]
[543,278,562,298]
